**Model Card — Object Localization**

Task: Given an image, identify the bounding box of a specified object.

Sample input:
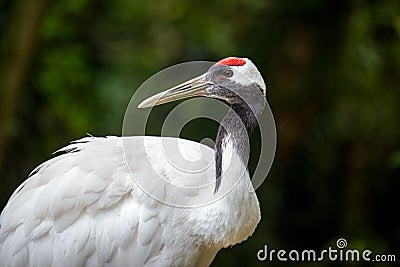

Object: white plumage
[0,136,260,266]
[0,57,267,266]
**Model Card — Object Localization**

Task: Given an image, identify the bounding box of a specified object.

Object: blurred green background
[0,0,399,266]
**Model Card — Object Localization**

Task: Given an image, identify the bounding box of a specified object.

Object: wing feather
[11,246,28,267]
[138,214,160,246]
[53,206,82,233]
[30,220,52,240]
[29,237,53,267]
[10,227,28,256]
[0,136,217,266]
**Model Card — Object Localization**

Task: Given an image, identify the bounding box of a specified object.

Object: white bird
[0,57,268,267]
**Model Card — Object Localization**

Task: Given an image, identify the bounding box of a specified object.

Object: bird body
[0,57,268,266]
[0,136,260,266]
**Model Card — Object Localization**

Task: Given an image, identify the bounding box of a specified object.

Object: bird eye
[222,69,233,78]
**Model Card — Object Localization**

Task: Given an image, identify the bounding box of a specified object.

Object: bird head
[138,57,266,109]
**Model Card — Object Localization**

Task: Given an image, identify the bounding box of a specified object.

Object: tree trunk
[0,0,48,172]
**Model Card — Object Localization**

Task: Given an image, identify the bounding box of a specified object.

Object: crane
[0,57,268,267]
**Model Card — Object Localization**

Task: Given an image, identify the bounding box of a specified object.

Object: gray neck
[214,103,258,192]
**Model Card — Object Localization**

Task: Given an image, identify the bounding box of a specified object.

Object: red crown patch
[216,57,246,66]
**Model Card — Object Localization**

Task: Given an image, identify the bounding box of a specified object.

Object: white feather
[0,136,260,266]
[30,220,53,240]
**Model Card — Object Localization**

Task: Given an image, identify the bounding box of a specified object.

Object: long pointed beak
[138,74,211,108]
